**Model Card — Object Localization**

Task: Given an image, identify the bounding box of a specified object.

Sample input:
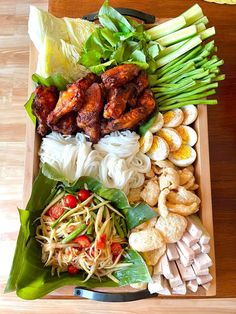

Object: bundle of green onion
[146,4,225,111]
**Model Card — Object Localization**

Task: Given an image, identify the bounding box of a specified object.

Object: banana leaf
[5,167,152,300]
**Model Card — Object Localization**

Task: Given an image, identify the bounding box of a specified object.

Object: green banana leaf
[5,167,152,300]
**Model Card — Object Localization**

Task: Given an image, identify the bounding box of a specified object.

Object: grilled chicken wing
[101,64,140,89]
[133,70,149,95]
[32,85,58,136]
[50,112,78,135]
[127,71,149,107]
[102,89,156,134]
[77,83,104,143]
[103,84,136,119]
[47,73,98,126]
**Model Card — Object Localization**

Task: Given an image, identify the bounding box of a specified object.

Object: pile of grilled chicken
[32,64,156,143]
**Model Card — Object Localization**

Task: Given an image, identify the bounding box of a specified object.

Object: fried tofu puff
[167,186,200,205]
[178,167,199,190]
[159,167,180,191]
[129,228,164,252]
[166,186,200,216]
[128,187,142,204]
[158,186,200,217]
[140,178,160,206]
[142,244,166,266]
[155,213,187,243]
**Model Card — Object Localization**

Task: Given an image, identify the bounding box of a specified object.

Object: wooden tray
[23,16,216,298]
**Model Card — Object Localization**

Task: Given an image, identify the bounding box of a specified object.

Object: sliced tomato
[68,265,79,275]
[78,189,92,202]
[96,234,107,250]
[111,243,123,256]
[47,203,64,220]
[73,235,91,248]
[64,194,78,208]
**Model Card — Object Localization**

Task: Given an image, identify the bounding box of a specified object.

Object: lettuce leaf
[32,73,69,91]
[24,92,36,125]
[5,168,153,299]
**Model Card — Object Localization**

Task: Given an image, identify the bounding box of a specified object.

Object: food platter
[21,21,216,299]
[5,1,223,298]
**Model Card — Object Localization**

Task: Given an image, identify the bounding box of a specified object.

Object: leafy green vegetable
[80,1,159,74]
[114,250,151,285]
[98,0,134,33]
[124,203,158,230]
[5,168,152,299]
[32,73,69,91]
[28,6,97,80]
[24,92,36,125]
[42,162,72,185]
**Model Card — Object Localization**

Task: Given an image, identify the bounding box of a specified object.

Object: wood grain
[0,0,236,312]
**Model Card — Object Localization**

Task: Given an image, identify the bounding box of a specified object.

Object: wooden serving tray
[23,16,216,298]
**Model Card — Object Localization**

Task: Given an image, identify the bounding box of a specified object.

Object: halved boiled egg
[163,108,184,127]
[182,105,198,125]
[149,112,164,133]
[158,128,182,152]
[175,125,197,147]
[147,136,169,161]
[139,131,153,153]
[168,144,196,167]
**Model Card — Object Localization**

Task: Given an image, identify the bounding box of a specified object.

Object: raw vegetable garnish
[80,0,161,74]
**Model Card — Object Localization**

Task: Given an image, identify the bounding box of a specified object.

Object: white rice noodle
[39,131,151,194]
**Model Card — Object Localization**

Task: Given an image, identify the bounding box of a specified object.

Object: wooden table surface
[0,0,236,313]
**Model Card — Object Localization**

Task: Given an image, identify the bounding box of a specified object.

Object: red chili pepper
[47,203,64,220]
[64,194,78,208]
[73,235,91,249]
[96,234,107,250]
[68,265,79,274]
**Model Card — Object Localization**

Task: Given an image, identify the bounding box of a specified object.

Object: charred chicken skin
[50,112,78,135]
[47,73,98,126]
[103,84,136,119]
[32,85,58,136]
[102,89,156,135]
[127,71,149,107]
[33,64,154,142]
[77,83,104,143]
[101,64,140,89]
